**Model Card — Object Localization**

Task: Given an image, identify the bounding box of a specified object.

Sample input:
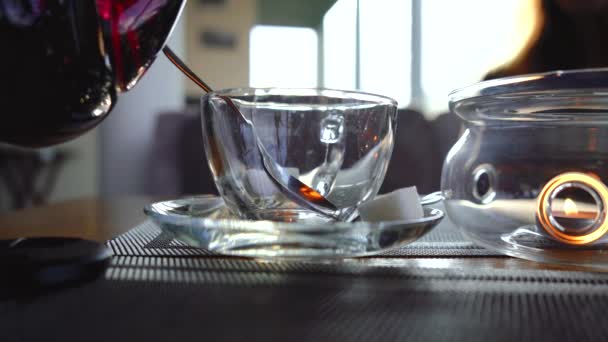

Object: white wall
[99,17,186,196]
[185,0,256,95]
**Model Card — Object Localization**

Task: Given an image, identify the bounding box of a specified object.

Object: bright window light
[249,25,318,88]
[421,0,535,116]
[323,0,357,90]
[359,0,411,108]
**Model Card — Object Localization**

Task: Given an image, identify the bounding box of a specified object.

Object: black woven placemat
[10,209,608,341]
[106,217,503,258]
[5,255,608,342]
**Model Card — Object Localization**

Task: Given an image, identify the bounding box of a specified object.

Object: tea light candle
[537,172,608,245]
[549,197,597,219]
[358,186,424,222]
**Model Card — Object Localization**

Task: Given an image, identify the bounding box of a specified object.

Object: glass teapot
[0,0,186,147]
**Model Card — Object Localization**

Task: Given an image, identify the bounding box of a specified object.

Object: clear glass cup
[201,88,398,222]
[442,68,608,269]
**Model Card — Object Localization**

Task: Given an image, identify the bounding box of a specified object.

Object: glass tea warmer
[442,68,608,268]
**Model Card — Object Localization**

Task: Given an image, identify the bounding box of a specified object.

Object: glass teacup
[201,88,398,222]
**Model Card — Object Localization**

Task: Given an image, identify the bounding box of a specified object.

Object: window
[359,0,411,108]
[323,0,357,90]
[323,0,411,107]
[249,25,318,88]
[321,0,535,117]
[420,0,535,116]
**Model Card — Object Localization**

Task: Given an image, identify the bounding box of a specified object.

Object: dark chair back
[146,110,217,196]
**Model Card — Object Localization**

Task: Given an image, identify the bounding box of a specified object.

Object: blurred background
[2,0,605,213]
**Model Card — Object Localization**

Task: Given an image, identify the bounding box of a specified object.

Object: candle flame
[299,186,324,201]
[564,198,578,216]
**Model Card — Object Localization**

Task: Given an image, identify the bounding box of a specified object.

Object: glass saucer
[143,195,444,260]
